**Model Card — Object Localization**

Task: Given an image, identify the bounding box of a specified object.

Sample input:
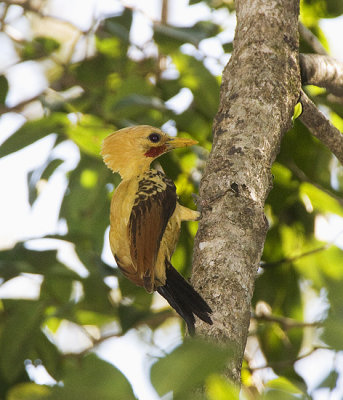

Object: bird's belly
[108,177,183,289]
[109,180,136,269]
[154,204,182,286]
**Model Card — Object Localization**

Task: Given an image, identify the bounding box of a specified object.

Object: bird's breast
[109,170,180,289]
[109,179,138,264]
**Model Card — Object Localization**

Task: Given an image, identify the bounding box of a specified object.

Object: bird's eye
[148,133,161,143]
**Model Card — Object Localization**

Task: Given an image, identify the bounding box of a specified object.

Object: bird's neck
[119,161,152,180]
[104,150,153,180]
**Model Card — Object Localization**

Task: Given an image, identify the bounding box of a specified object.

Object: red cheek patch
[144,145,167,158]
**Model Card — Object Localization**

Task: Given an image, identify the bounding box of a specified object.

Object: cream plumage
[101,125,212,334]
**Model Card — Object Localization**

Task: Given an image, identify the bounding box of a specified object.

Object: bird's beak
[166,137,198,149]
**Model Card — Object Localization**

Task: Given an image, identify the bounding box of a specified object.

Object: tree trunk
[192,0,301,383]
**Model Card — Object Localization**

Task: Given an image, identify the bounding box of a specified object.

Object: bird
[101,125,212,334]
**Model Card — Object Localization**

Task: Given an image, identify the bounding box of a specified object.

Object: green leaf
[172,52,220,119]
[254,261,303,319]
[253,262,304,377]
[7,383,51,400]
[156,78,182,101]
[151,338,232,398]
[60,155,111,254]
[0,300,45,383]
[266,377,304,394]
[206,374,240,400]
[292,102,303,121]
[271,163,298,189]
[118,304,151,332]
[331,111,343,133]
[317,369,339,390]
[65,114,113,156]
[34,331,63,381]
[50,354,135,400]
[322,279,343,349]
[222,41,233,53]
[326,278,343,312]
[40,275,73,303]
[0,75,9,105]
[99,8,133,44]
[278,123,333,193]
[73,54,113,90]
[299,182,343,216]
[41,158,64,181]
[263,376,306,399]
[28,158,64,206]
[266,168,302,225]
[80,273,114,314]
[174,108,212,142]
[295,245,343,286]
[103,75,161,123]
[118,274,153,310]
[262,389,302,400]
[0,243,80,282]
[326,0,343,16]
[322,317,343,349]
[0,113,68,159]
[21,37,60,60]
[300,0,328,25]
[301,0,343,19]
[113,94,167,119]
[75,310,115,326]
[95,36,122,58]
[154,21,220,52]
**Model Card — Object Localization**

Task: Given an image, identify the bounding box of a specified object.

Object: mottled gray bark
[300,90,343,165]
[191,0,301,383]
[300,54,343,96]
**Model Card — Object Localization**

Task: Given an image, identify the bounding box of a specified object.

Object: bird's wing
[128,171,177,292]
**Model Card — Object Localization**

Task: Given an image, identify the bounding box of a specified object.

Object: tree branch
[299,89,343,165]
[0,3,10,31]
[192,0,300,384]
[247,346,329,371]
[260,242,331,268]
[300,53,343,96]
[298,22,328,55]
[3,0,84,34]
[289,161,343,205]
[0,93,43,116]
[251,313,322,330]
[158,0,169,73]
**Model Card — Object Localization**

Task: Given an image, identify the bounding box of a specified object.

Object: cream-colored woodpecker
[101,125,212,334]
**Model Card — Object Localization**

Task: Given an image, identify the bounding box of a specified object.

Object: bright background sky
[1,1,343,399]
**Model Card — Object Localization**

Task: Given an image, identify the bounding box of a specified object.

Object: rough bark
[191,0,301,383]
[300,90,343,165]
[300,53,343,96]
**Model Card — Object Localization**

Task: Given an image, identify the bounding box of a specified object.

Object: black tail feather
[157,260,212,335]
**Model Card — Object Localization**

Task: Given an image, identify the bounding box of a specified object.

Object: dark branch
[299,89,343,165]
[300,53,343,96]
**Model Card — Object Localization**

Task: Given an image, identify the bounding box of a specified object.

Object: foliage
[0,1,343,399]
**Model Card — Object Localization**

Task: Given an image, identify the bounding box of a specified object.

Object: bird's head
[101,125,198,179]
